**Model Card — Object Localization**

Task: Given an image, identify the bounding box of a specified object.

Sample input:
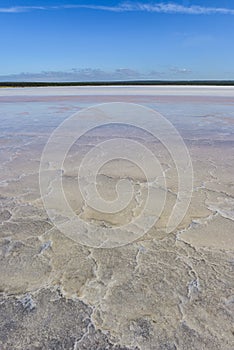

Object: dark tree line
[1,80,234,87]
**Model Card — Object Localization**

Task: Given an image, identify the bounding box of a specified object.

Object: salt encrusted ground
[0,87,233,349]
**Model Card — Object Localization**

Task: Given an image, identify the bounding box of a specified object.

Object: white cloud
[0,67,194,82]
[0,68,154,82]
[1,3,234,15]
[0,66,192,82]
[0,6,46,13]
[170,67,192,74]
[129,3,234,15]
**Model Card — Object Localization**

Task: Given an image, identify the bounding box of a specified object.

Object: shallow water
[0,86,234,349]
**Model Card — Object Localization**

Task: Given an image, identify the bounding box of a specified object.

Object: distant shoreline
[1,80,234,88]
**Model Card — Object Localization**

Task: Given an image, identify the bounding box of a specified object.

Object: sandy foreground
[0,86,233,349]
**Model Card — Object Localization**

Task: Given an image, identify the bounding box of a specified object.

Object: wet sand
[0,86,234,349]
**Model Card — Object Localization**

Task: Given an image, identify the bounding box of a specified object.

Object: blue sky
[0,0,234,81]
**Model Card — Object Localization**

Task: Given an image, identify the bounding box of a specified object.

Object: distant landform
[1,80,234,87]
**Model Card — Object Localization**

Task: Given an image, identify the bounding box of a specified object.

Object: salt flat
[0,86,233,349]
[1,85,234,96]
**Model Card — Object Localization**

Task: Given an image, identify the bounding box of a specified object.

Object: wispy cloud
[0,67,194,82]
[170,67,192,74]
[0,68,168,82]
[0,68,141,82]
[0,6,46,13]
[1,2,234,15]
